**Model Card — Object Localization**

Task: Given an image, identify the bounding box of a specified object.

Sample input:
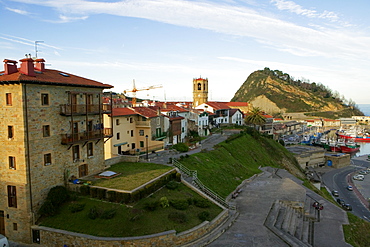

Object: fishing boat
[329,139,341,152]
[337,128,370,142]
[339,139,360,153]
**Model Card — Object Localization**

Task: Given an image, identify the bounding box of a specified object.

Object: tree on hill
[244,107,266,130]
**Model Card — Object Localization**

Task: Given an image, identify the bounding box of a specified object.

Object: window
[43,125,50,137]
[9,156,16,169]
[72,145,80,161]
[130,117,133,123]
[41,93,49,105]
[130,130,134,137]
[13,223,18,231]
[139,130,144,136]
[87,142,93,157]
[44,153,52,166]
[140,141,144,148]
[7,185,17,208]
[117,132,120,140]
[8,126,14,139]
[6,93,12,106]
[116,119,120,125]
[79,164,88,177]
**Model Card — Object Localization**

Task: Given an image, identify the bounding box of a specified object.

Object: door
[118,145,122,154]
[87,94,93,112]
[0,210,5,235]
[71,93,77,113]
[79,164,88,177]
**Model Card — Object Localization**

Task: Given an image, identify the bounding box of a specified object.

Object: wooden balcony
[60,104,112,116]
[61,128,112,145]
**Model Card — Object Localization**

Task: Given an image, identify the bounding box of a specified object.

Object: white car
[353,175,365,181]
[0,234,9,247]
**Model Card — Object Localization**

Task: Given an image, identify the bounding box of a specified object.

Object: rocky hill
[231,68,363,117]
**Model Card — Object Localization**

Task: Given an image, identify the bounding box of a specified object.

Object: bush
[87,206,102,220]
[68,203,85,213]
[90,187,98,198]
[144,201,160,211]
[96,188,106,200]
[107,191,116,202]
[175,172,182,182]
[173,143,189,152]
[194,199,211,208]
[47,186,69,206]
[160,197,169,208]
[101,209,117,219]
[198,211,210,221]
[170,199,189,210]
[38,200,56,217]
[80,185,90,196]
[166,181,180,190]
[168,212,188,223]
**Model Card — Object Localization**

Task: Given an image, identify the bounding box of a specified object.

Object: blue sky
[1,0,370,104]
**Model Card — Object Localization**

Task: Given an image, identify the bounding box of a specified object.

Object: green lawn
[92,162,173,191]
[40,183,222,237]
[343,212,370,247]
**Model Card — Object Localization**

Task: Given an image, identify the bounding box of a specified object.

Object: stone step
[274,207,286,229]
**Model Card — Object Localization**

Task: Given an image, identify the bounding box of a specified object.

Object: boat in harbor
[337,127,370,142]
[338,139,360,153]
[329,139,341,152]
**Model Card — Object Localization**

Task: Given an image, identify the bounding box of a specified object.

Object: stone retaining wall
[32,209,229,246]
[105,155,140,167]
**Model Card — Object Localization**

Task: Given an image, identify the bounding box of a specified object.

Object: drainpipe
[24,83,34,224]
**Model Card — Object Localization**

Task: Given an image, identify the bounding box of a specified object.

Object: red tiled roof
[263,114,273,118]
[226,102,249,107]
[132,107,159,118]
[0,68,113,88]
[112,108,137,117]
[205,101,230,110]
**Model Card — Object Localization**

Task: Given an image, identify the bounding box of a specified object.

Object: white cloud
[5,7,30,15]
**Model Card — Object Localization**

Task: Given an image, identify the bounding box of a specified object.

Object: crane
[123,79,162,106]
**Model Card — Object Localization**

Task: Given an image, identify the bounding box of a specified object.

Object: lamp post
[145,135,149,160]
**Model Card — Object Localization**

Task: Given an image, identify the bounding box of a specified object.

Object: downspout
[24,83,34,223]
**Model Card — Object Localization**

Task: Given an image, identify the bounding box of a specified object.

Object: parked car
[347,185,353,191]
[337,198,345,206]
[0,234,9,247]
[353,175,364,181]
[331,190,339,197]
[359,170,368,175]
[342,204,352,211]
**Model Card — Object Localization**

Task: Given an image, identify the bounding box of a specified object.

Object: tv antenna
[35,41,44,58]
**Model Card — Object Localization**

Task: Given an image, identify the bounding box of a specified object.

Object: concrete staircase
[264,200,313,247]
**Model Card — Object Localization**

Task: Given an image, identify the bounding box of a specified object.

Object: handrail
[173,159,235,209]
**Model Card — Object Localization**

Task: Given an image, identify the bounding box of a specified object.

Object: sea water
[352,104,370,157]
[358,104,370,116]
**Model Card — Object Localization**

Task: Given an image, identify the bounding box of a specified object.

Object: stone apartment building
[0,57,113,244]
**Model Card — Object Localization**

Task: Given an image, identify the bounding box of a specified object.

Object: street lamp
[145,135,149,160]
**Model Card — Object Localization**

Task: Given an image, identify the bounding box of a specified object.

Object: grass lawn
[343,212,370,247]
[40,183,223,237]
[92,162,173,191]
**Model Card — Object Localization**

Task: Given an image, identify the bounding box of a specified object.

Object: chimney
[157,107,161,116]
[34,58,45,72]
[3,59,18,75]
[19,58,35,76]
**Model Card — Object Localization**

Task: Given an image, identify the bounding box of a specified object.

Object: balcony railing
[60,104,112,116]
[136,120,151,127]
[61,128,112,144]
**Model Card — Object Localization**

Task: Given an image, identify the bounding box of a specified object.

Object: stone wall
[32,209,229,246]
[105,155,140,167]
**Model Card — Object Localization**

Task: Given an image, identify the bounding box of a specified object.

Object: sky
[1,0,370,104]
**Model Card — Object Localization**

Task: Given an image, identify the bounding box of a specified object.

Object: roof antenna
[35,41,44,58]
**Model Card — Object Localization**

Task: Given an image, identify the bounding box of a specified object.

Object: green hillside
[231,68,363,117]
[178,129,303,197]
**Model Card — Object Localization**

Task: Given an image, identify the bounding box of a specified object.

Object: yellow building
[192,77,208,108]
[0,58,113,244]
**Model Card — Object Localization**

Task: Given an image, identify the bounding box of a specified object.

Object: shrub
[38,200,56,217]
[144,201,160,211]
[168,212,188,224]
[68,203,85,213]
[170,199,189,210]
[101,209,117,219]
[88,206,102,220]
[175,172,182,182]
[96,188,106,200]
[160,197,169,208]
[90,187,98,198]
[187,197,194,205]
[173,143,189,152]
[47,186,69,206]
[79,185,90,196]
[107,191,116,202]
[198,211,210,221]
[166,181,179,190]
[194,199,211,208]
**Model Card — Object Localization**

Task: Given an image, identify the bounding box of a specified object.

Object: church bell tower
[193,77,208,108]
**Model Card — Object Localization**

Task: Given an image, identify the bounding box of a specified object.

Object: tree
[244,107,266,130]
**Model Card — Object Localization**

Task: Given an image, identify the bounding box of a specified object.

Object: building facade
[0,58,112,244]
[192,77,208,108]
